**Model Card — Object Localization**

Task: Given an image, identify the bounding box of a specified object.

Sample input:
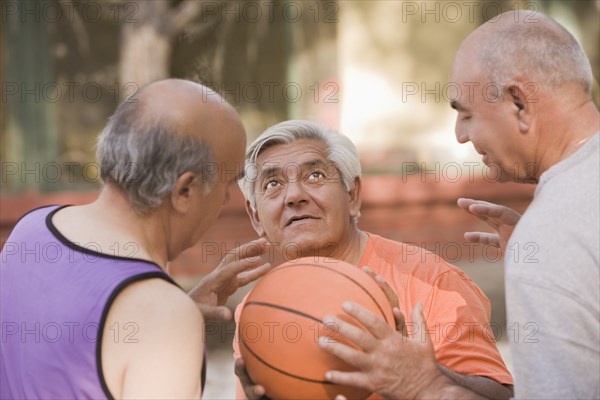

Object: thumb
[411,303,431,346]
[393,307,408,337]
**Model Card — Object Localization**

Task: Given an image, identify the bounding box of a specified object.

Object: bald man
[0,80,271,399]
[318,11,599,399]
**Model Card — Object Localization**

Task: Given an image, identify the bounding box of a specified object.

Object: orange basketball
[238,257,395,400]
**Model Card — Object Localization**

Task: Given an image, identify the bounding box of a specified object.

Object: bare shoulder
[102,278,204,399]
[104,278,204,338]
[114,278,202,320]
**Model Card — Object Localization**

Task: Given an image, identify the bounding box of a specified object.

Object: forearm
[438,365,513,400]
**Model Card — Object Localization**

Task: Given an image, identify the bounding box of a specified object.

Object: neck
[333,227,368,265]
[292,226,368,266]
[534,98,599,179]
[89,185,170,269]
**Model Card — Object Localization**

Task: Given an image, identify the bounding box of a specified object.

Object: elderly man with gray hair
[319,10,599,400]
[233,120,514,400]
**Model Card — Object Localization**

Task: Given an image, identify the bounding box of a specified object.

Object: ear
[348,177,363,219]
[170,172,198,213]
[506,83,533,134]
[245,200,266,237]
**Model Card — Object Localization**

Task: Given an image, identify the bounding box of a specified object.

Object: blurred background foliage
[2,0,598,193]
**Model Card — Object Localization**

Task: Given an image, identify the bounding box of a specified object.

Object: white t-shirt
[506,133,600,399]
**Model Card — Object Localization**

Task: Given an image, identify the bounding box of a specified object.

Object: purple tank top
[0,205,191,399]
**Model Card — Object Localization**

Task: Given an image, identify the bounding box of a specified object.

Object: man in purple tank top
[0,80,272,399]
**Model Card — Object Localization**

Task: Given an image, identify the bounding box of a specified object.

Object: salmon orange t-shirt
[233,233,513,398]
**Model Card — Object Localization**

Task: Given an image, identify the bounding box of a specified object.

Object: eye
[264,179,280,190]
[307,171,325,182]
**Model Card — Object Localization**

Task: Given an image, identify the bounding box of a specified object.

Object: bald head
[454,10,593,96]
[130,79,244,145]
[96,79,246,214]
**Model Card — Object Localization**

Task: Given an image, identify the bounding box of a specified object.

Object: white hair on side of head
[481,13,593,95]
[239,120,361,209]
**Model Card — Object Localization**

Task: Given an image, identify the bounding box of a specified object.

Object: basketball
[238,257,395,400]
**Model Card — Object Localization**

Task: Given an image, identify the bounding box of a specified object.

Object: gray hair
[481,14,593,95]
[96,99,215,214]
[240,120,361,209]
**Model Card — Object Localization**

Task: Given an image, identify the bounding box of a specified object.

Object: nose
[284,180,308,207]
[455,120,469,144]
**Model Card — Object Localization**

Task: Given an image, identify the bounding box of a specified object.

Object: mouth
[286,215,318,226]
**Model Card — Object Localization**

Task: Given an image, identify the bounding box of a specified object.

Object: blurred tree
[118,0,230,92]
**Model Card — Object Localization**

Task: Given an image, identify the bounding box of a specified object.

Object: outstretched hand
[188,238,272,321]
[457,198,521,254]
[319,302,447,400]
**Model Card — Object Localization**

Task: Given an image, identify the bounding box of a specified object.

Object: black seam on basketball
[269,263,392,325]
[240,336,333,385]
[244,301,322,324]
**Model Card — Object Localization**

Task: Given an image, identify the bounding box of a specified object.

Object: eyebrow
[258,159,328,182]
[258,165,280,183]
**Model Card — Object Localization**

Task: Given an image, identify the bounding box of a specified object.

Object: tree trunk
[118,1,172,97]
